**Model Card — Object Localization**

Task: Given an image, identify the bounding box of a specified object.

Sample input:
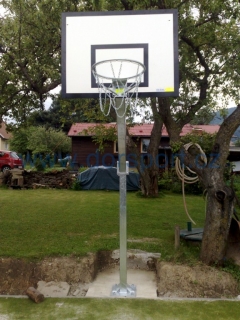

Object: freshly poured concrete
[86,266,157,299]
[36,250,160,298]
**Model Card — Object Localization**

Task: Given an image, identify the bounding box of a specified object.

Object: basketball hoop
[91,59,145,117]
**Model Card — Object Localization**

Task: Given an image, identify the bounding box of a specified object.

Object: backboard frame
[61,10,179,99]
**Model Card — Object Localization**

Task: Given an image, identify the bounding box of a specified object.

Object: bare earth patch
[0,246,239,298]
[157,261,238,298]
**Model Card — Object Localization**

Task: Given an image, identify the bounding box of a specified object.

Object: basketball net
[92,59,145,118]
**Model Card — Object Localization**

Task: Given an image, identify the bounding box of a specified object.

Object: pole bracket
[117,161,129,176]
[111,284,136,297]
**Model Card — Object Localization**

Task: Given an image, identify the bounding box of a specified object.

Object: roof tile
[68,123,220,137]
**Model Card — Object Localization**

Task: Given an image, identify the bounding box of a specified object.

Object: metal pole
[116,98,127,287]
[111,98,136,297]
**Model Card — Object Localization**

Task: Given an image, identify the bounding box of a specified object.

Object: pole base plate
[111,284,136,297]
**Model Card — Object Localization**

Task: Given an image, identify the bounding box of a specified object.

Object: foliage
[224,160,234,182]
[0,0,239,123]
[71,180,82,190]
[8,127,29,154]
[27,126,71,155]
[158,170,172,191]
[10,126,71,156]
[190,106,216,125]
[229,174,240,198]
[181,132,216,155]
[0,0,118,125]
[0,0,95,122]
[170,132,217,164]
[222,260,240,284]
[79,166,89,173]
[25,98,79,133]
[170,141,183,154]
[83,123,117,153]
[234,139,240,147]
[159,169,203,195]
[34,157,45,171]
[45,95,116,132]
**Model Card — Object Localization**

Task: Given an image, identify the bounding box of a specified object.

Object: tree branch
[120,0,133,10]
[157,0,167,9]
[195,14,218,28]
[177,0,190,9]
[181,36,210,73]
[41,79,61,94]
[176,35,212,127]
[157,98,181,142]
[203,104,240,173]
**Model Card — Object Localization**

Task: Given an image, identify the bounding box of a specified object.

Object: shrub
[34,158,45,171]
[158,169,203,195]
[71,180,82,191]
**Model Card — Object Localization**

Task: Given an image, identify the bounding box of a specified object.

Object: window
[10,152,19,159]
[114,141,118,153]
[141,139,150,153]
[4,142,9,150]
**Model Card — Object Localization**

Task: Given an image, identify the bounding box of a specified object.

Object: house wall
[0,138,9,151]
[71,136,171,169]
[0,122,11,150]
[71,136,118,167]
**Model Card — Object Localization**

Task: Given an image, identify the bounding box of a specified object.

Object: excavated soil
[156,261,239,298]
[0,247,240,298]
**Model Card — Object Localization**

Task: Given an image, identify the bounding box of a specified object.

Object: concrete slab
[111,250,161,270]
[86,267,157,299]
[37,281,70,297]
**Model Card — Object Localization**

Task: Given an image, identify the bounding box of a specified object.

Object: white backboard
[61,10,179,98]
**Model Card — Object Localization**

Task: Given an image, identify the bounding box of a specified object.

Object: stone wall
[1,169,78,189]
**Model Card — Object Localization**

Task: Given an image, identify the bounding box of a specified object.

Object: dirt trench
[0,249,239,298]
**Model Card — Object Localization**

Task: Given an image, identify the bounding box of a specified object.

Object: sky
[0,5,6,16]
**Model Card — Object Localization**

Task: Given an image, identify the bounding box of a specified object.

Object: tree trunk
[127,99,163,197]
[26,287,44,303]
[200,178,234,266]
[139,166,159,197]
[140,99,164,196]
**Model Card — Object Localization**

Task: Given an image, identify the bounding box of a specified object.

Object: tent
[78,166,140,191]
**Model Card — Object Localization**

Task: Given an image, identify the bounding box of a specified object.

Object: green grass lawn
[0,189,205,261]
[0,297,239,320]
[0,189,239,320]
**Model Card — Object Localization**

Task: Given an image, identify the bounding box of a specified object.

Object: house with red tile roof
[0,122,11,151]
[68,123,221,168]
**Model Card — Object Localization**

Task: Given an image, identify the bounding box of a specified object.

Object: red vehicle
[0,150,23,172]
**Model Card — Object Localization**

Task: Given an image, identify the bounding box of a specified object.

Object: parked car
[0,150,23,172]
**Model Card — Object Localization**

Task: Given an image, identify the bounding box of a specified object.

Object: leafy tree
[234,139,240,147]
[10,126,71,156]
[190,107,216,125]
[157,0,239,266]
[179,132,217,156]
[27,126,71,156]
[0,0,117,127]
[51,94,116,126]
[151,0,239,266]
[91,0,240,266]
[26,96,84,133]
[9,127,29,154]
[0,0,95,122]
[83,123,118,153]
